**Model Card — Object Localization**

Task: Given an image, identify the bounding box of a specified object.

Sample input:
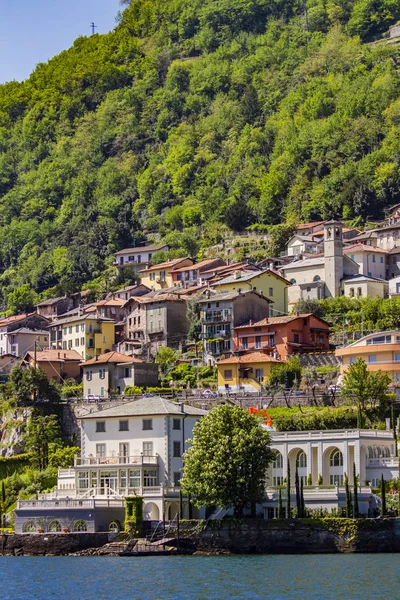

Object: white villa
[15,397,207,534]
[263,428,399,518]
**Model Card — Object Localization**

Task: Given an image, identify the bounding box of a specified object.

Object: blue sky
[0,0,122,83]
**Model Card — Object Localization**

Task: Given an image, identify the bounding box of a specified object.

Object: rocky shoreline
[3,518,400,556]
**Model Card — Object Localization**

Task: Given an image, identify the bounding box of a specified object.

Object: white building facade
[263,428,398,518]
[15,397,207,533]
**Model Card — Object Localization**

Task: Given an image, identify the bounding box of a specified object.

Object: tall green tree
[380,474,387,516]
[342,358,391,416]
[286,459,291,519]
[181,405,274,518]
[344,473,352,518]
[25,414,61,470]
[353,463,359,519]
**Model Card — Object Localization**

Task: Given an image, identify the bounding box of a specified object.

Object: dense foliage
[182,404,274,516]
[0,0,399,305]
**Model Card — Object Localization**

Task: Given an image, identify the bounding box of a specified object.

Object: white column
[282,443,288,479]
[306,442,312,479]
[343,441,349,482]
[317,442,323,482]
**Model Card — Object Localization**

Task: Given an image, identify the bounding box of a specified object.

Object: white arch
[144,502,160,521]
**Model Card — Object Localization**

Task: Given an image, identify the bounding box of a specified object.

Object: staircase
[299,352,339,368]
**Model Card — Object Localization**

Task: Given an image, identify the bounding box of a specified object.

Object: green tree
[25,414,62,470]
[181,405,274,517]
[277,486,283,518]
[156,346,178,376]
[342,358,391,414]
[48,446,80,468]
[286,458,291,519]
[7,284,38,314]
[353,463,359,518]
[186,293,203,346]
[344,472,352,518]
[8,366,60,405]
[293,299,324,319]
[380,474,387,516]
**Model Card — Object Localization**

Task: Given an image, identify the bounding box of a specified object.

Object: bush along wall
[125,496,144,536]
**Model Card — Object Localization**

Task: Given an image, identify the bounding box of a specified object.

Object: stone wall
[181,518,400,554]
[0,532,118,556]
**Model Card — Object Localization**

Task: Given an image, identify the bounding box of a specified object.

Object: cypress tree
[1,481,5,528]
[353,463,359,519]
[300,478,305,518]
[295,468,301,518]
[277,487,283,519]
[179,489,184,519]
[344,473,352,518]
[392,404,398,457]
[381,474,386,516]
[286,459,291,519]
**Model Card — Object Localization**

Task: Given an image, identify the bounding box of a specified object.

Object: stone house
[198,290,272,365]
[81,352,159,397]
[0,313,49,357]
[114,243,169,274]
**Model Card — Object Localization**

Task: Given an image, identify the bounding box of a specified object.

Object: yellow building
[217,351,282,393]
[336,331,400,385]
[49,314,115,361]
[139,257,193,291]
[214,270,290,316]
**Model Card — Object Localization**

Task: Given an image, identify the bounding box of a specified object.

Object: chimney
[234,271,241,280]
[260,290,263,296]
[95,355,99,361]
[249,320,253,326]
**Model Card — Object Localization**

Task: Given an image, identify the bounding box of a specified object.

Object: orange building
[233,313,330,361]
[22,349,83,383]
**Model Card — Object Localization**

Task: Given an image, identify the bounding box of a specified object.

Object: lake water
[0,554,399,599]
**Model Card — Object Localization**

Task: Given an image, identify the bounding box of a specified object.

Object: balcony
[367,457,399,467]
[202,310,232,323]
[204,330,231,340]
[74,455,159,467]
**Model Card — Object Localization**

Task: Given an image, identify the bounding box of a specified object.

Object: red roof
[82,352,144,366]
[217,352,282,364]
[139,257,193,273]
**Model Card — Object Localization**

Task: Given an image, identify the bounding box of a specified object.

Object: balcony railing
[367,457,399,467]
[74,455,159,467]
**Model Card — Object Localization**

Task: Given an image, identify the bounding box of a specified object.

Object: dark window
[142,419,153,430]
[173,472,181,486]
[124,367,130,378]
[173,441,181,457]
[96,421,105,433]
[173,419,181,430]
[119,420,129,431]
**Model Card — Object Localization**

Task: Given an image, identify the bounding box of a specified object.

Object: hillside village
[3,211,400,399]
[6,210,400,538]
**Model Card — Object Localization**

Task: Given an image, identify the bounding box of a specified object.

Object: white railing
[271,429,395,441]
[21,485,182,505]
[266,485,372,498]
[367,457,399,467]
[17,498,125,509]
[58,468,75,478]
[74,455,159,466]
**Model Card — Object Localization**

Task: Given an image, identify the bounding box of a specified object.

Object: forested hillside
[0,0,400,305]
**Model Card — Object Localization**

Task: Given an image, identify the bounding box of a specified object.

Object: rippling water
[0,554,399,599]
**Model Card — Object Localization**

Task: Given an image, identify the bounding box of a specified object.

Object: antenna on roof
[90,22,97,35]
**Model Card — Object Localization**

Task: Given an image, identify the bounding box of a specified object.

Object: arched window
[290,279,297,285]
[273,452,283,469]
[382,447,390,458]
[330,450,343,467]
[374,447,382,458]
[109,521,121,533]
[73,520,87,532]
[23,521,36,533]
[313,275,321,282]
[48,520,61,532]
[367,447,374,459]
[296,451,307,468]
